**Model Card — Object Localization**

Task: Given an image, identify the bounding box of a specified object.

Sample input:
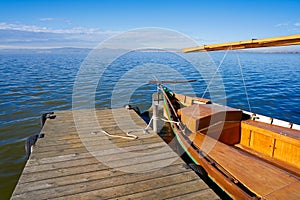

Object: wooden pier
[11,108,219,199]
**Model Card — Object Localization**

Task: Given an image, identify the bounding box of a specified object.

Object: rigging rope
[201,47,230,98]
[184,47,230,133]
[235,51,252,112]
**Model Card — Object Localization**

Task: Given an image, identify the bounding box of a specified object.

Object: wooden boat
[156,35,300,199]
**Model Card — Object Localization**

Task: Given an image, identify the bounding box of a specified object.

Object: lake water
[0,51,299,199]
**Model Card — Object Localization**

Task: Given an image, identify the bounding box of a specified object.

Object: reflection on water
[0,51,299,199]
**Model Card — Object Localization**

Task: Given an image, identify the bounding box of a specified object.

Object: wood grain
[11,108,218,199]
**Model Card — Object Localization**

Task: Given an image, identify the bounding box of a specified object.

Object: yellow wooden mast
[182,34,300,53]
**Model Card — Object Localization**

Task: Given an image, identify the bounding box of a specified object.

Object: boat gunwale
[161,88,300,199]
[162,92,255,199]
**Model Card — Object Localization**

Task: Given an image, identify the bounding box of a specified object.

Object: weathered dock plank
[11,108,219,199]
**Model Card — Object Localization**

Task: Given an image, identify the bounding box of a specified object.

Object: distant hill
[0,47,299,54]
[0,47,92,54]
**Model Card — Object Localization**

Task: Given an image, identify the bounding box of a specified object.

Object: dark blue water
[0,51,299,199]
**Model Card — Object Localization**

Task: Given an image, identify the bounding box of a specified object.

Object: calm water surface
[0,51,299,199]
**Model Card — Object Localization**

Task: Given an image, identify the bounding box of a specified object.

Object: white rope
[180,48,229,133]
[144,116,154,130]
[158,117,180,124]
[201,47,230,98]
[102,130,138,139]
[152,116,180,125]
[143,116,180,133]
[91,116,180,140]
[91,130,138,140]
[236,52,252,112]
[159,86,187,134]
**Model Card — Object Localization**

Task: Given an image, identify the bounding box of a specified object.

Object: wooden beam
[182,34,300,53]
[148,80,196,84]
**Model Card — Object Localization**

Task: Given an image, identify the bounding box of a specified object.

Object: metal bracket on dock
[25,133,45,160]
[24,111,55,160]
[40,112,56,127]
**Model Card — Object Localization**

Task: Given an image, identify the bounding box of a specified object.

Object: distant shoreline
[0,47,299,54]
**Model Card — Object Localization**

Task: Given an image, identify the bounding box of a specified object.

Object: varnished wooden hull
[163,98,254,199]
[162,91,300,200]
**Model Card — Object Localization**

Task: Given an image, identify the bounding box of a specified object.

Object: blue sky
[0,0,300,48]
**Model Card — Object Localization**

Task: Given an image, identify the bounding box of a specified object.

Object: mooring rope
[92,115,180,140]
[91,130,138,140]
[158,85,187,134]
[144,116,180,130]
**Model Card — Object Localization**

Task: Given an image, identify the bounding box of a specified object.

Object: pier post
[153,103,158,134]
[152,93,163,134]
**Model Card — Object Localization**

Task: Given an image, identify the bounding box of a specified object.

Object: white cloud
[39,18,55,21]
[39,18,72,25]
[275,22,300,28]
[294,22,300,27]
[0,22,119,35]
[0,22,121,48]
[275,23,289,27]
[0,22,43,32]
[0,22,118,35]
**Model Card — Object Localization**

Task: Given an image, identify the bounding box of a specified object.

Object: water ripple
[0,51,299,198]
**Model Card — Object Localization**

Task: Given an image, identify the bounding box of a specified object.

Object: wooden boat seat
[179,104,242,132]
[189,132,300,199]
[199,121,241,145]
[242,119,300,139]
[240,120,300,169]
[174,93,211,106]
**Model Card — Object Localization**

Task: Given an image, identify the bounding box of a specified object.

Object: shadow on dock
[158,122,232,200]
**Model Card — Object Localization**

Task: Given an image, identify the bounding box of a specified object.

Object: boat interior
[172,93,300,199]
